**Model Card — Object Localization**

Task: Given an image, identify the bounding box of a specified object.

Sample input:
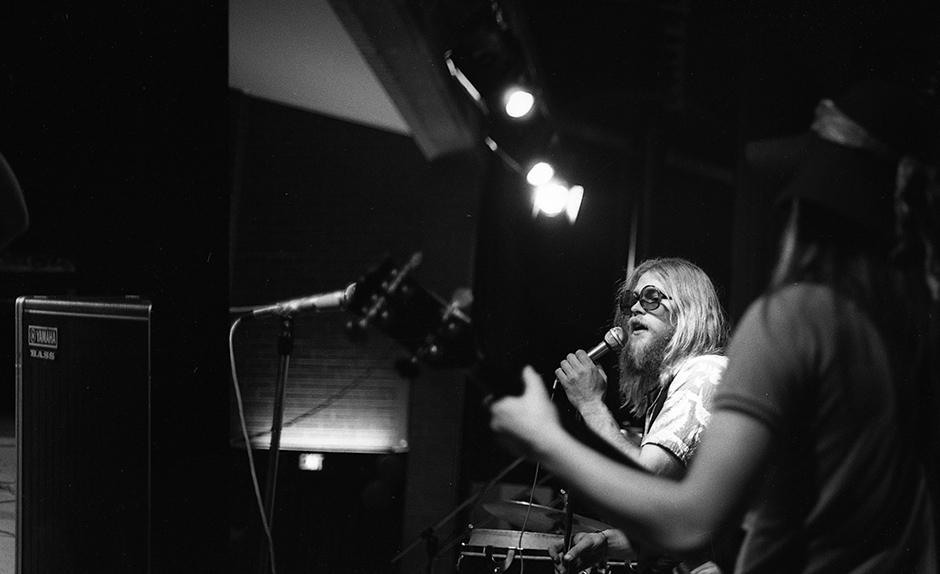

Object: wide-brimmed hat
[776,78,939,241]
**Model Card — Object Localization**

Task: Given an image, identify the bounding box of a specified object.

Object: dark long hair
[770,196,940,484]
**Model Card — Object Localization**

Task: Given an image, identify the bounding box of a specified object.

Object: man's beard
[618,326,674,402]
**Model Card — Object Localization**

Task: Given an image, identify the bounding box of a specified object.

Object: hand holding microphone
[554,326,624,410]
[583,327,625,362]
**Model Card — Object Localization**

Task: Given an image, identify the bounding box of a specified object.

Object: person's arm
[491,366,770,555]
[556,351,685,478]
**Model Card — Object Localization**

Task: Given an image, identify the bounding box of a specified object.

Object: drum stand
[391,387,598,573]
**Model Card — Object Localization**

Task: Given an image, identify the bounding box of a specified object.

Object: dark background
[1,5,230,572]
[3,2,939,573]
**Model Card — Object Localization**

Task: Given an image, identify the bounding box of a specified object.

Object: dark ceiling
[441,0,736,122]
[438,0,939,139]
[231,0,938,172]
[318,0,938,175]
[424,0,742,158]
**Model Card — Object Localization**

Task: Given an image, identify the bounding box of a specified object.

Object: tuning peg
[424,343,442,362]
[346,319,369,344]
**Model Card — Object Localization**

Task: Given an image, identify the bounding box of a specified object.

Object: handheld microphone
[585,326,625,361]
[552,326,625,394]
[249,283,356,319]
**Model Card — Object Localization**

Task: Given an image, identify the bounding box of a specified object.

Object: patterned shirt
[641,354,727,466]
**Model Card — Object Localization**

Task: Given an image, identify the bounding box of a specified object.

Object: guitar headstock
[344,254,478,375]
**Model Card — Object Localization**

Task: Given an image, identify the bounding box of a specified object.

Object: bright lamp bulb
[298,453,325,471]
[566,185,584,224]
[526,162,555,186]
[533,183,569,216]
[504,89,535,118]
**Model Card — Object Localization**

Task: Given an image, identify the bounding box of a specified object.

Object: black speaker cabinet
[15,296,152,574]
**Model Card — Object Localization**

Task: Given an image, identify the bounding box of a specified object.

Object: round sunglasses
[619,284,672,313]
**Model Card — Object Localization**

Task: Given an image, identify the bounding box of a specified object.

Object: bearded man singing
[550,257,732,574]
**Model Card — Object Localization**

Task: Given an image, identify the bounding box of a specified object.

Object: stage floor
[0,414,15,574]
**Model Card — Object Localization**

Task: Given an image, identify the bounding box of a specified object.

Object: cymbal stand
[562,488,574,552]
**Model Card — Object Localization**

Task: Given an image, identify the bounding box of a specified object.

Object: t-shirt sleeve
[712,288,818,434]
[642,355,727,465]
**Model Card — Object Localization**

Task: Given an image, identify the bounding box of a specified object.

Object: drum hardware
[458,528,562,574]
[481,500,614,534]
[458,528,632,574]
[390,457,527,571]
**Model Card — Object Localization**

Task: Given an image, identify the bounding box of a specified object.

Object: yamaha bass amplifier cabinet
[15,296,152,574]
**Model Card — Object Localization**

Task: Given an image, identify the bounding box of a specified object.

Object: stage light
[503,87,535,118]
[531,182,584,224]
[565,185,584,224]
[533,183,569,216]
[298,453,325,471]
[526,161,555,186]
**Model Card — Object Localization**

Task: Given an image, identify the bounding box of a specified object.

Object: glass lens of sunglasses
[640,286,664,305]
[619,292,637,312]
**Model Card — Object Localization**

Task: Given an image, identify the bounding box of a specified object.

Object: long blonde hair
[615,257,728,414]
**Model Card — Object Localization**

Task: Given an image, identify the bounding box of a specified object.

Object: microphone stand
[257,316,294,574]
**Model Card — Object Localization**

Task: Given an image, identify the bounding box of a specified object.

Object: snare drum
[458,529,559,574]
[458,528,631,574]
